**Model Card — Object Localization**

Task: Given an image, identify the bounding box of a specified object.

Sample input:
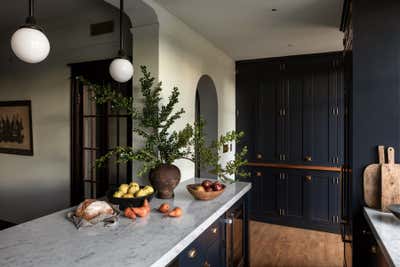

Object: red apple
[205,186,213,192]
[202,180,213,188]
[212,183,223,191]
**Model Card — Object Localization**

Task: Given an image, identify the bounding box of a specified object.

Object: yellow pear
[113,191,124,198]
[135,189,147,198]
[122,193,134,198]
[118,184,129,194]
[128,183,140,194]
[143,185,154,194]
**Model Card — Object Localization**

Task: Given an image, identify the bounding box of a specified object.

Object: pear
[135,189,148,198]
[118,184,129,194]
[128,183,140,194]
[122,193,134,198]
[113,191,124,198]
[143,185,154,194]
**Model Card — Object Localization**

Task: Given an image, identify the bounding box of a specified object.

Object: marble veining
[0,179,251,267]
[364,207,400,267]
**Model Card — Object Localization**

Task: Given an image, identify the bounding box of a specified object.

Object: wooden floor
[250,221,343,267]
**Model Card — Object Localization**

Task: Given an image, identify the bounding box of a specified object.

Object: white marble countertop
[364,207,400,267]
[0,179,251,267]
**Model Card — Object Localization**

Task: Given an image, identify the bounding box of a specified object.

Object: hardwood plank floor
[250,221,343,267]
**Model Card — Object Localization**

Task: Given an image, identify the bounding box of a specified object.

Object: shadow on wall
[195,75,218,179]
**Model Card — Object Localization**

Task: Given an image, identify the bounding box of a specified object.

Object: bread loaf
[75,199,114,221]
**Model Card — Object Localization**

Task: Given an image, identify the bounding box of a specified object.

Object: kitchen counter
[0,179,251,267]
[364,207,400,267]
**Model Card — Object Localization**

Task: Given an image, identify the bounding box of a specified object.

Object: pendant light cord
[119,0,125,57]
[29,0,34,17]
[26,0,37,26]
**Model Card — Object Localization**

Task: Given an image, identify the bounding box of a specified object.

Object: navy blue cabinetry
[248,167,341,233]
[236,52,344,167]
[175,196,249,267]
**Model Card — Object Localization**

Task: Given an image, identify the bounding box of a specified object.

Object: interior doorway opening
[195,75,218,179]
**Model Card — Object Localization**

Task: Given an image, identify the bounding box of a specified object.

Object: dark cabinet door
[280,171,305,219]
[286,75,304,163]
[249,167,280,219]
[303,70,334,165]
[256,79,278,162]
[305,172,340,227]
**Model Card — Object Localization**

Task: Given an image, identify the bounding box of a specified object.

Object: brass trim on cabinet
[247,162,342,172]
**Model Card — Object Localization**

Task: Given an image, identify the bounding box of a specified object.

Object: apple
[212,183,223,191]
[205,186,213,192]
[202,180,213,188]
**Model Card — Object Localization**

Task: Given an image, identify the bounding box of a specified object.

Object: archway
[195,75,218,179]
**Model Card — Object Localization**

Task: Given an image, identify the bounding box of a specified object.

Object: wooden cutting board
[363,146,385,208]
[381,147,400,212]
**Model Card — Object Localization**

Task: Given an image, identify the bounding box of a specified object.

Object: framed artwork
[0,100,33,156]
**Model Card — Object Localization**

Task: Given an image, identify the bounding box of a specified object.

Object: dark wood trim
[0,100,34,156]
[246,162,342,172]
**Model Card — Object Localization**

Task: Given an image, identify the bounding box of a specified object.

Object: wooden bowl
[186,184,225,201]
[106,186,155,210]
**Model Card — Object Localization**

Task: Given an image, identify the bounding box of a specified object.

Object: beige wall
[142,0,236,181]
[0,4,125,223]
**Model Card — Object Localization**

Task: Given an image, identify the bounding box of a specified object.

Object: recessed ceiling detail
[155,0,344,60]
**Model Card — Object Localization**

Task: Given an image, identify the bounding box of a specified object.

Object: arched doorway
[195,75,218,179]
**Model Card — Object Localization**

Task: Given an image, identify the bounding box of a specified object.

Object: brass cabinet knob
[370,245,377,254]
[211,227,218,234]
[256,172,262,177]
[204,261,211,267]
[305,175,312,181]
[256,153,262,159]
[188,248,197,258]
[305,155,312,161]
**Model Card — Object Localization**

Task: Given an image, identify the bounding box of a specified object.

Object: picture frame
[0,100,33,156]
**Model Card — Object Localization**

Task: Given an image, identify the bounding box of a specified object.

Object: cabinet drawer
[180,239,206,266]
[198,221,222,248]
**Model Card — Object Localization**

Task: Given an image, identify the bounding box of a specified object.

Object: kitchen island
[0,179,251,267]
[364,207,400,267]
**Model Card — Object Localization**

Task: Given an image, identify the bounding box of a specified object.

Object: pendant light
[109,0,133,83]
[11,0,50,64]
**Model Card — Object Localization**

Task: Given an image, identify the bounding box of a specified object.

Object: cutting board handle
[388,147,395,164]
[378,146,385,164]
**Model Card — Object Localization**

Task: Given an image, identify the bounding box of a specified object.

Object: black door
[70,59,132,206]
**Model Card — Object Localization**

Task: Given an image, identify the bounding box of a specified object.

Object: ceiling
[0,0,117,31]
[155,0,344,60]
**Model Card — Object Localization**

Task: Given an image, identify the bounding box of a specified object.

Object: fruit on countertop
[167,207,182,217]
[201,180,213,189]
[113,191,124,198]
[124,199,151,219]
[135,189,148,198]
[119,184,130,194]
[113,183,154,199]
[197,180,224,192]
[157,203,170,214]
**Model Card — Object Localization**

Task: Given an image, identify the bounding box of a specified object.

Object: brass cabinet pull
[211,227,218,234]
[256,153,262,159]
[188,248,197,258]
[204,261,211,267]
[256,172,262,177]
[305,175,312,181]
[305,155,312,161]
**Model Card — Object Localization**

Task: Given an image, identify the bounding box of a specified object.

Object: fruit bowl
[186,183,226,201]
[106,186,155,210]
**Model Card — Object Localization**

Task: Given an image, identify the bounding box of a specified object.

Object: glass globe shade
[11,27,50,64]
[109,58,134,83]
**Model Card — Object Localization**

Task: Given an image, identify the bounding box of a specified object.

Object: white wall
[0,4,125,223]
[142,0,236,181]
